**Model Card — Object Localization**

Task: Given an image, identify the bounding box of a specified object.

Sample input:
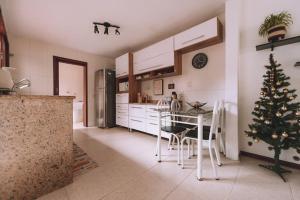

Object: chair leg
[175,135,180,165]
[213,142,222,166]
[168,135,172,150]
[192,140,195,156]
[209,143,219,180]
[181,137,186,169]
[220,134,226,155]
[187,139,190,158]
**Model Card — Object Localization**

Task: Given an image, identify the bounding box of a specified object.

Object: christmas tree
[245,53,300,182]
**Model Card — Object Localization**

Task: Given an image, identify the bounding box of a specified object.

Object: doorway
[53,56,88,127]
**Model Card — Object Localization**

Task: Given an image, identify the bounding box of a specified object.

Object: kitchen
[1,0,300,199]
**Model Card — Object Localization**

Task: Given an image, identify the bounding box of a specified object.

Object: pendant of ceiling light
[93,22,120,35]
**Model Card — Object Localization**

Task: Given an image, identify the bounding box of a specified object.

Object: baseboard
[240,151,300,170]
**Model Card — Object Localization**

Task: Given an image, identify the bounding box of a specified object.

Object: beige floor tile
[36,127,298,200]
[37,187,69,200]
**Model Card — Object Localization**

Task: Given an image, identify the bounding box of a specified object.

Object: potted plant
[259,11,293,42]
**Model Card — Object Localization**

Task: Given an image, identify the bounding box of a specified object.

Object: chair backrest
[209,101,220,140]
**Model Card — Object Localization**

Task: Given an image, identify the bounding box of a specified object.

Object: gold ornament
[264,120,271,125]
[268,102,274,105]
[289,96,295,100]
[271,87,276,92]
[255,105,260,109]
[276,81,281,86]
[260,116,264,121]
[281,105,287,111]
[282,132,288,138]
[260,92,265,96]
[254,138,260,143]
[276,112,282,117]
[296,111,300,116]
[272,134,278,139]
[283,88,288,93]
[252,129,257,134]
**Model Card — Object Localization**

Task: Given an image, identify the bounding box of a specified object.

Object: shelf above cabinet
[256,36,300,51]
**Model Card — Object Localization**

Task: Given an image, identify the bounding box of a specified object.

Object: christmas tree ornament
[255,104,260,109]
[252,129,257,134]
[282,132,288,138]
[272,134,278,139]
[254,138,260,143]
[276,112,282,117]
[281,105,287,111]
[245,54,299,182]
[260,116,264,121]
[271,87,276,92]
[274,94,280,99]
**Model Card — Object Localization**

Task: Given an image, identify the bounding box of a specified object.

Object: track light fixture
[93,22,120,35]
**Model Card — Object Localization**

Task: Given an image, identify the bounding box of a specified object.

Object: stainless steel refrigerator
[95,69,116,128]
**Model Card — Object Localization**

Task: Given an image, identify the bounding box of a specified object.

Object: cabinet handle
[182,34,205,45]
[149,123,158,125]
[132,107,143,109]
[131,119,142,122]
[149,115,157,118]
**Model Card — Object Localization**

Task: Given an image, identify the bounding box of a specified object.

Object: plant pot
[267,24,287,42]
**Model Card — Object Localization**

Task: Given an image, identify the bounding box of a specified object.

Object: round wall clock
[192,53,208,69]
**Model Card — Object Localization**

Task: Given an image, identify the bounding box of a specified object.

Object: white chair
[218,100,226,155]
[180,101,221,179]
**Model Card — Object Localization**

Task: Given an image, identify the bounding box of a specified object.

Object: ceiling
[2,0,225,58]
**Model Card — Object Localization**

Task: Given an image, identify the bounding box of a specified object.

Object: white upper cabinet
[133,37,174,75]
[174,17,219,51]
[116,53,129,77]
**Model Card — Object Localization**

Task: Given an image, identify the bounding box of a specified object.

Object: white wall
[141,42,225,107]
[9,35,114,126]
[59,63,84,102]
[238,0,300,163]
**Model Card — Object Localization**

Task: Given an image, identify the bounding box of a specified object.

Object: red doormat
[73,143,98,178]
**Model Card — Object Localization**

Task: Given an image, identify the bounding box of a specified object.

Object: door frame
[53,56,88,127]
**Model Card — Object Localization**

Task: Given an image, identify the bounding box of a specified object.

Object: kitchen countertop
[0,95,75,99]
[129,102,158,105]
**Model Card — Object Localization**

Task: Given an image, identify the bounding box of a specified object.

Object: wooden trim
[240,151,300,170]
[128,52,141,103]
[53,56,88,127]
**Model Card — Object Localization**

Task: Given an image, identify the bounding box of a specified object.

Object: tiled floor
[38,127,299,200]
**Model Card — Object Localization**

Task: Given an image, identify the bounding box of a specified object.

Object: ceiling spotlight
[93,21,120,35]
[94,25,99,34]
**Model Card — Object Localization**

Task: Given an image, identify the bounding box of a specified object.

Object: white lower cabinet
[129,104,169,139]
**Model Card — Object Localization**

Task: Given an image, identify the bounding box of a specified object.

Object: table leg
[157,111,162,162]
[197,115,203,180]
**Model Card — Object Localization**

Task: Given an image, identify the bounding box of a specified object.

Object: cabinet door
[174,17,218,51]
[116,115,128,127]
[116,53,129,77]
[133,37,174,75]
[129,116,146,132]
[129,104,146,117]
[133,52,174,75]
[116,93,129,104]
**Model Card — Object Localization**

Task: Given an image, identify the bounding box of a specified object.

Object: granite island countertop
[0,95,75,199]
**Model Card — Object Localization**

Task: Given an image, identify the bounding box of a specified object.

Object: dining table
[155,107,213,181]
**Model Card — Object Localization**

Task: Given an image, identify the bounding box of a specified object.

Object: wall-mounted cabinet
[174,17,223,53]
[133,37,174,75]
[116,53,129,77]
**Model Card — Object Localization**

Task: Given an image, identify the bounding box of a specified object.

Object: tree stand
[258,148,291,182]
